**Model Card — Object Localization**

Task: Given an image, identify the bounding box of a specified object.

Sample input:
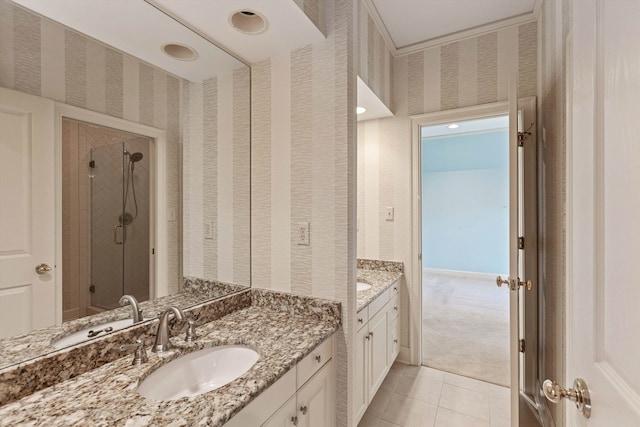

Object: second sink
[137,345,259,401]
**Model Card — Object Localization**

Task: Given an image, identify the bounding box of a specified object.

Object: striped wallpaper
[357,22,538,352]
[251,0,357,424]
[0,0,182,293]
[357,0,393,110]
[294,0,325,36]
[182,68,251,287]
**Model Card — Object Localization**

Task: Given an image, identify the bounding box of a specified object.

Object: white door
[298,360,335,427]
[0,87,56,338]
[563,0,640,424]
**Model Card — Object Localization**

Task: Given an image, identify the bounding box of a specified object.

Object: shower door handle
[114,225,124,245]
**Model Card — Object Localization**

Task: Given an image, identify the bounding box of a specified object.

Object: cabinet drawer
[297,335,333,388]
[356,307,368,331]
[368,288,389,317]
[389,293,399,322]
[390,280,400,297]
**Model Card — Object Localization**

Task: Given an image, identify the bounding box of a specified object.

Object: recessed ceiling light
[161,43,198,61]
[356,107,367,115]
[447,123,459,129]
[230,9,268,35]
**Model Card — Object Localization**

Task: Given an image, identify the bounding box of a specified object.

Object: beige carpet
[422,272,510,387]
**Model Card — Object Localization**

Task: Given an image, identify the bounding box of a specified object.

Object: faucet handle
[183,319,198,343]
[120,338,148,365]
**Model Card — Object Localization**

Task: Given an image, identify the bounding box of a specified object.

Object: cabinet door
[354,325,370,424]
[369,306,389,397]
[262,394,298,427]
[389,317,400,362]
[298,359,335,427]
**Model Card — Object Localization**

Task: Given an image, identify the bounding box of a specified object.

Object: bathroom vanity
[353,261,403,425]
[0,289,340,426]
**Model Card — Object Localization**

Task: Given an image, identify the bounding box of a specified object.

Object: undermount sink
[357,282,372,292]
[137,345,260,401]
[52,318,146,349]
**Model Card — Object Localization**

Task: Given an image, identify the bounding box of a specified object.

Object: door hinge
[519,339,525,353]
[518,236,525,250]
[89,160,95,168]
[89,285,95,293]
[518,123,534,147]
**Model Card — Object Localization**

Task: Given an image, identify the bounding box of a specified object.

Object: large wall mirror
[0,0,250,369]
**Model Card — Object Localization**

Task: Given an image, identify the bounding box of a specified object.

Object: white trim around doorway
[53,103,168,323]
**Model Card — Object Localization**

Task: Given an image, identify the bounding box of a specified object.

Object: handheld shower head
[126,151,144,162]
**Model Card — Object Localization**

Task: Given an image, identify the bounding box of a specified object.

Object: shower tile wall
[62,119,151,319]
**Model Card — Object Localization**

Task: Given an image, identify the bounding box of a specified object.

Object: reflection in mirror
[62,120,154,320]
[0,0,250,369]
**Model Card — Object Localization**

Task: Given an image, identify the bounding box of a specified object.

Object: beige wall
[182,69,251,286]
[0,0,182,292]
[357,0,393,110]
[357,22,538,354]
[251,0,357,424]
[538,0,571,425]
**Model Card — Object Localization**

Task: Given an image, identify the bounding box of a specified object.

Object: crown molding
[362,0,399,56]
[396,13,538,56]
[362,0,541,58]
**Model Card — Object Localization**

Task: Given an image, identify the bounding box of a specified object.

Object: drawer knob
[394,306,398,311]
[300,405,308,415]
[365,334,370,341]
[358,318,363,323]
[315,355,322,363]
[393,286,397,291]
[291,415,298,425]
[394,339,398,343]
[369,332,374,338]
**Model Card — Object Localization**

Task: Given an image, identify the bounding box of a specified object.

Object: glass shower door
[90,143,125,310]
[90,138,150,310]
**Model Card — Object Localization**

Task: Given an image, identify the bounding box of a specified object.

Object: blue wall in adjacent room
[422,130,509,274]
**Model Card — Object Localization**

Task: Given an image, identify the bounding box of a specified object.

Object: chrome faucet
[119,294,143,323]
[152,306,184,353]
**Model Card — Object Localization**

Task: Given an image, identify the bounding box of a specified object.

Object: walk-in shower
[90,138,151,311]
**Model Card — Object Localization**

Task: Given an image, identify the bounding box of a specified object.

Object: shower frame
[53,103,168,324]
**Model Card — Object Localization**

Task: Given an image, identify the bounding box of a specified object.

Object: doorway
[61,119,154,320]
[420,115,510,387]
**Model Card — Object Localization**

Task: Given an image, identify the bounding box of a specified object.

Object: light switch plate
[385,207,394,221]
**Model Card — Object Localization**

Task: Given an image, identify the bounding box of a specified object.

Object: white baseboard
[423,268,506,281]
[398,346,413,365]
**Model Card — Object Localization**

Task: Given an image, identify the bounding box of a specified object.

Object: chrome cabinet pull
[315,355,322,363]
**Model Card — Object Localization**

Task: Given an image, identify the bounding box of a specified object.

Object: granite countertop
[0,298,340,426]
[356,269,403,312]
[0,280,247,369]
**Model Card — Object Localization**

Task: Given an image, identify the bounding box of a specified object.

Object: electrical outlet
[296,222,310,246]
[385,207,394,221]
[204,221,213,239]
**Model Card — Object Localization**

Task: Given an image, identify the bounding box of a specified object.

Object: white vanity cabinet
[353,283,401,425]
[264,360,335,427]
[226,336,335,427]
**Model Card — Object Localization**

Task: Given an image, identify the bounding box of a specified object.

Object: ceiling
[369,0,539,50]
[11,0,324,82]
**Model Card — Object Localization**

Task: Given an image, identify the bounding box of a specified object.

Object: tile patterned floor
[358,362,510,427]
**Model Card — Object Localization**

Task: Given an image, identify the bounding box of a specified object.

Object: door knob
[496,276,533,291]
[35,263,52,274]
[496,275,509,287]
[543,378,591,418]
